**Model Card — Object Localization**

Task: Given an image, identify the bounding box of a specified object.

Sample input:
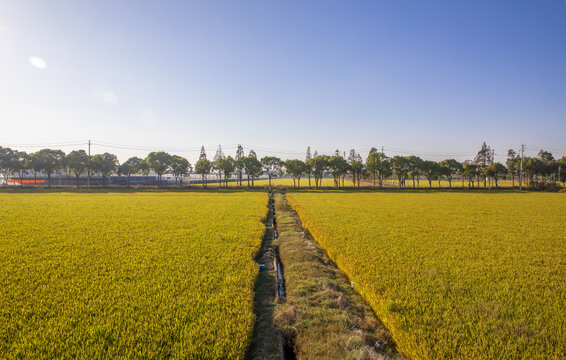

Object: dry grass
[272,193,401,360]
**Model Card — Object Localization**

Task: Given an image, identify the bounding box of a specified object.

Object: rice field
[286,191,566,359]
[0,192,267,359]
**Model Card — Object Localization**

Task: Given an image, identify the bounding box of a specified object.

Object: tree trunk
[34,172,37,185]
[48,173,52,188]
[428,178,432,188]
[76,174,80,189]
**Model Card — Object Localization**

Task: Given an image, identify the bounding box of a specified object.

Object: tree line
[0,142,564,190]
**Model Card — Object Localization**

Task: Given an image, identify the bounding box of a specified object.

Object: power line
[0,140,88,148]
[1,139,564,159]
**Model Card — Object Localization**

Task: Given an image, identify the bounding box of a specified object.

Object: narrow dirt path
[272,192,403,360]
[246,193,284,360]
[247,191,403,359]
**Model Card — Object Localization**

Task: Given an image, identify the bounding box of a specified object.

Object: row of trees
[0,147,189,188]
[1,143,565,189]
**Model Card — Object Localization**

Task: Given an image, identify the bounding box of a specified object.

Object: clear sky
[1,0,565,163]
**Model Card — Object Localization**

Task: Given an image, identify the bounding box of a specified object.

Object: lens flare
[29,56,47,69]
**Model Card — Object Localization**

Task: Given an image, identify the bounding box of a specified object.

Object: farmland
[287,191,566,359]
[0,191,267,359]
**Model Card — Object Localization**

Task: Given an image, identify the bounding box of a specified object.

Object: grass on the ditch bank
[273,193,401,360]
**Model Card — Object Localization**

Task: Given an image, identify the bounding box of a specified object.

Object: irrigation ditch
[247,191,402,360]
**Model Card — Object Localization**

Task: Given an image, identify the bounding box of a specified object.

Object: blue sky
[1,1,565,163]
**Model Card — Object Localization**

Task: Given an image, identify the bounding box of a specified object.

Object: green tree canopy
[439,159,463,188]
[391,156,411,188]
[146,151,173,187]
[261,156,283,187]
[90,153,118,188]
[216,156,235,187]
[35,148,66,188]
[195,158,212,188]
[243,153,262,187]
[118,157,145,187]
[170,155,191,186]
[284,159,307,188]
[329,153,348,188]
[66,150,90,188]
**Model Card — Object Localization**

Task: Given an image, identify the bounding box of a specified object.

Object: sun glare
[29,56,47,69]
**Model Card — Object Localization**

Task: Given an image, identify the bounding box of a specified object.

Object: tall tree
[235,144,245,186]
[439,159,463,188]
[28,151,44,185]
[66,150,90,188]
[199,146,207,161]
[538,150,556,182]
[35,149,65,188]
[284,159,307,188]
[366,152,390,188]
[195,158,212,188]
[523,157,543,186]
[0,147,13,185]
[261,156,283,188]
[558,156,566,185]
[474,142,492,187]
[118,156,143,188]
[243,151,262,187]
[406,155,423,189]
[145,151,172,187]
[306,146,313,187]
[421,160,440,188]
[213,145,225,185]
[90,153,118,188]
[170,155,191,187]
[138,160,151,185]
[391,156,410,188]
[9,150,29,186]
[217,156,235,187]
[329,152,348,188]
[506,149,519,188]
[484,163,508,188]
[310,155,329,188]
[347,149,364,187]
[462,161,478,188]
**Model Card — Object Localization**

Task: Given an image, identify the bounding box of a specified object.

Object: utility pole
[519,145,525,190]
[381,146,384,153]
[87,140,91,187]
